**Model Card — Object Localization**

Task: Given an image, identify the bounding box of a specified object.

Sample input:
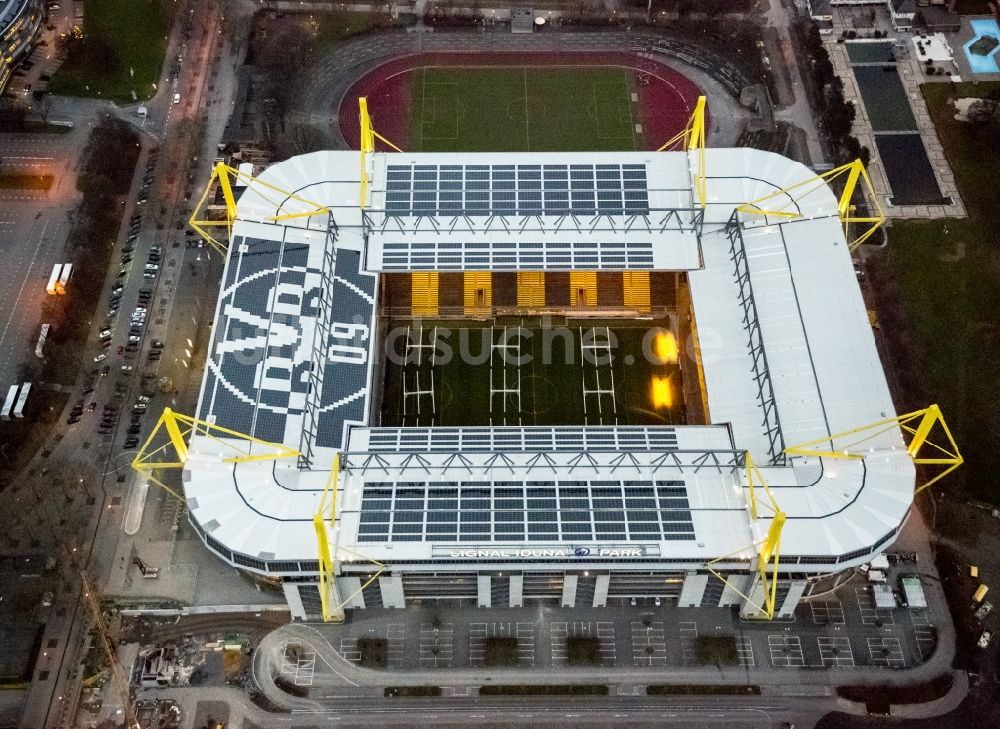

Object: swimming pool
[964,18,1000,75]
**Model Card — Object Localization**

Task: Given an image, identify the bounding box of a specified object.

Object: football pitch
[380,320,685,428]
[410,67,640,152]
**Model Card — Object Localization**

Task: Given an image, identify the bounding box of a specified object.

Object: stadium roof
[186,149,913,571]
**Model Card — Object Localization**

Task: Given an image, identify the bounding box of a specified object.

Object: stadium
[148,53,960,623]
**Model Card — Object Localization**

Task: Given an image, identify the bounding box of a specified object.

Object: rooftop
[186,148,912,571]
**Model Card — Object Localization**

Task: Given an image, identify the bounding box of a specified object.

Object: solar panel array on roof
[363,426,679,453]
[378,239,655,271]
[358,480,695,543]
[200,236,324,444]
[201,237,288,438]
[315,249,377,449]
[384,163,650,217]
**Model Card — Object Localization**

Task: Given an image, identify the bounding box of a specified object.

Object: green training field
[411,67,639,152]
[49,0,173,102]
[380,320,684,428]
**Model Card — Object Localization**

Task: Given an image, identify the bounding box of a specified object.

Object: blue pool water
[964,18,1000,74]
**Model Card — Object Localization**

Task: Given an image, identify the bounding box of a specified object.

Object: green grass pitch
[380,320,684,428]
[410,67,639,152]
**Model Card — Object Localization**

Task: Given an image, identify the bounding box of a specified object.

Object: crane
[80,571,140,729]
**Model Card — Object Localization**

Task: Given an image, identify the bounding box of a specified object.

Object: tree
[275,123,330,160]
[966,98,999,125]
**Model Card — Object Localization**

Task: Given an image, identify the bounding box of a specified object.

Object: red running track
[339,51,708,151]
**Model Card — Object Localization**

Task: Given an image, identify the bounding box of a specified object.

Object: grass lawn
[410,67,639,152]
[873,83,1000,501]
[49,0,173,102]
[380,320,683,428]
[311,11,397,48]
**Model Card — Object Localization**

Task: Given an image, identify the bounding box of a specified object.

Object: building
[0,0,43,93]
[183,145,919,621]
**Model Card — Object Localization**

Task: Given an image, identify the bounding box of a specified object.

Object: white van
[173,93,180,105]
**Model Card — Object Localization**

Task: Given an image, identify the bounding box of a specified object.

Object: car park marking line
[767,635,804,667]
[550,621,616,666]
[867,637,905,667]
[516,622,535,666]
[810,599,846,625]
[0,219,48,352]
[279,640,316,686]
[0,193,47,201]
[469,621,535,666]
[387,623,405,669]
[736,636,755,668]
[909,608,932,627]
[630,619,666,667]
[817,636,854,667]
[914,626,936,660]
[855,586,895,625]
[419,622,454,668]
[678,621,698,665]
[339,638,360,663]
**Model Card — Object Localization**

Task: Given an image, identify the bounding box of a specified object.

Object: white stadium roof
[185,148,913,573]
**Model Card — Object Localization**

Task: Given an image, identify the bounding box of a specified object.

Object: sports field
[410,67,638,152]
[380,320,685,428]
[339,51,704,152]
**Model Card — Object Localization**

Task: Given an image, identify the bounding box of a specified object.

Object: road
[143,683,834,729]
[13,1,238,727]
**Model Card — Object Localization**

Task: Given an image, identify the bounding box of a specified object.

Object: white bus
[46,264,63,295]
[12,382,31,418]
[56,263,73,295]
[0,384,19,420]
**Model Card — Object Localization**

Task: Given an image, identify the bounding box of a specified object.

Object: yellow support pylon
[359,97,403,210]
[189,163,331,255]
[314,453,386,623]
[622,271,651,312]
[569,271,597,307]
[735,159,885,251]
[463,272,492,315]
[517,271,545,308]
[784,404,962,494]
[411,272,439,316]
[706,452,786,620]
[657,95,707,208]
[131,407,301,499]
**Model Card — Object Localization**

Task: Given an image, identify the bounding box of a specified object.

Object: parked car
[93,353,106,363]
[974,601,993,622]
[978,630,993,649]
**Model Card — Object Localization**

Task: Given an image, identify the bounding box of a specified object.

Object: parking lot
[0,131,84,388]
[302,573,940,677]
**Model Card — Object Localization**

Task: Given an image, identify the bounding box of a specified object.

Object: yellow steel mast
[131,407,301,499]
[358,97,403,209]
[707,452,786,619]
[784,404,962,494]
[657,95,707,208]
[736,159,885,250]
[188,162,332,254]
[313,453,385,622]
